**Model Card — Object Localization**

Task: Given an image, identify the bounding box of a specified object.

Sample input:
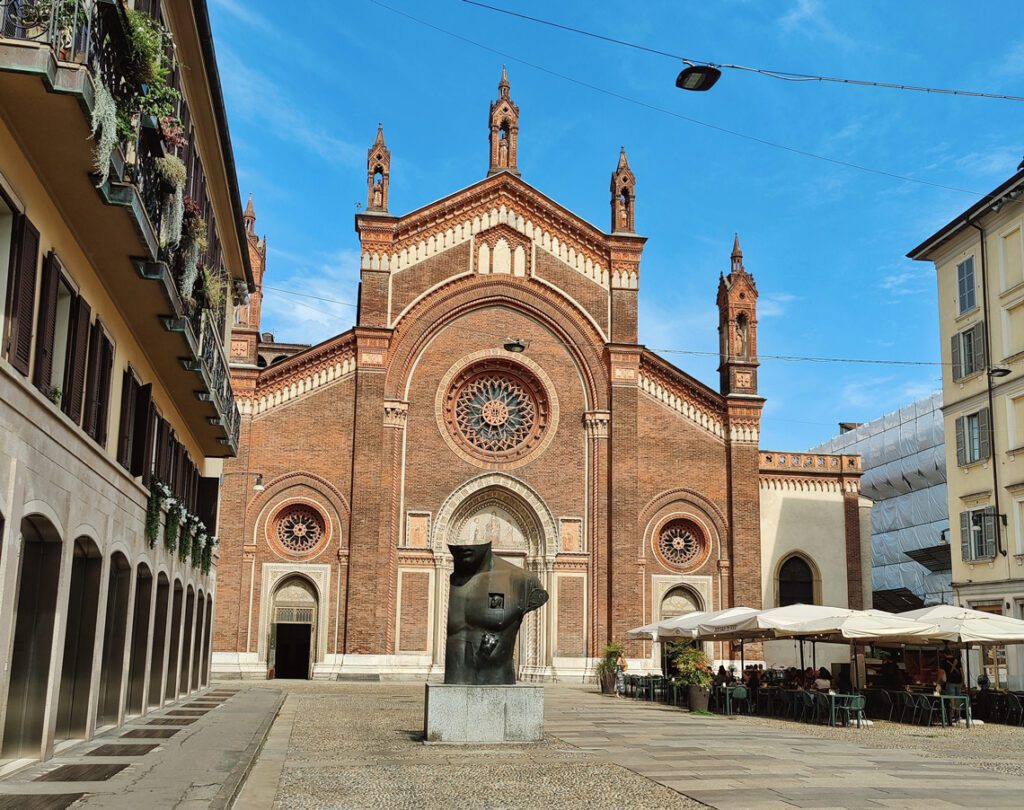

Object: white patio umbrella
[898,605,1024,644]
[658,606,759,640]
[694,603,856,641]
[772,612,940,644]
[625,620,668,641]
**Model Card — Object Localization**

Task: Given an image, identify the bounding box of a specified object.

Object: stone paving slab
[0,687,283,809]
[544,685,1024,809]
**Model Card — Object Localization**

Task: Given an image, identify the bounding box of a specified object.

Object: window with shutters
[0,192,15,341]
[2,214,40,375]
[116,368,141,471]
[83,321,114,447]
[32,253,76,405]
[960,507,997,561]
[955,408,991,466]
[951,322,985,380]
[957,257,976,314]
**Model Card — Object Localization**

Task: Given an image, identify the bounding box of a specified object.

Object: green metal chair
[838,694,867,727]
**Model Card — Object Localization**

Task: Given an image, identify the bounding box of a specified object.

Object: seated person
[813,667,832,690]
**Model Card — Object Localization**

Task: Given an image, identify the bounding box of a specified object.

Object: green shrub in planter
[595,642,623,694]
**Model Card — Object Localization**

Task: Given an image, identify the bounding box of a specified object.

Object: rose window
[275,506,326,553]
[443,360,549,461]
[657,519,708,570]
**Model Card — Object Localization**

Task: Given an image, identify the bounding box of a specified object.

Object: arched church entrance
[659,585,703,677]
[439,483,553,680]
[269,576,317,680]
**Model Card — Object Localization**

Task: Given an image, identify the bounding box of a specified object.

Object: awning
[898,605,1024,644]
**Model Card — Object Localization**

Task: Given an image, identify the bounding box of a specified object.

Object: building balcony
[0,0,239,455]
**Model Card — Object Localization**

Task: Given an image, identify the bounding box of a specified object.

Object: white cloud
[878,261,931,297]
[839,373,939,411]
[216,46,362,167]
[759,292,797,318]
[777,0,856,50]
[260,249,360,345]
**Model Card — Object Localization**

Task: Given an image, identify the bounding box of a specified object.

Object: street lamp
[222,471,265,492]
[988,367,1011,378]
[676,63,722,92]
[503,338,527,353]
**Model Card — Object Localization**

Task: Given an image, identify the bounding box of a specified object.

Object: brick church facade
[213,71,871,680]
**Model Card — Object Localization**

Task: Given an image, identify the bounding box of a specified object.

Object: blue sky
[208,0,1024,451]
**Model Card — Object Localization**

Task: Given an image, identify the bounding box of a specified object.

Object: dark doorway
[273,624,311,679]
[3,515,63,758]
[56,537,102,741]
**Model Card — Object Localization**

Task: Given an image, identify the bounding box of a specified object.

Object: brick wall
[556,576,586,656]
[398,570,431,652]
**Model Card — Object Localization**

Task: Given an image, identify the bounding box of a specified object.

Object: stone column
[584,410,610,656]
[431,553,453,669]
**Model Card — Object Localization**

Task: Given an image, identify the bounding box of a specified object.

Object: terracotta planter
[687,684,710,712]
[599,672,617,694]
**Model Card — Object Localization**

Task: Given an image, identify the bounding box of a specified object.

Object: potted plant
[673,646,713,712]
[595,642,623,695]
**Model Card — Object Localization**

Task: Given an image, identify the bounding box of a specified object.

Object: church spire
[610,146,636,233]
[243,193,256,235]
[366,122,391,213]
[731,232,744,271]
[718,233,759,396]
[488,66,520,176]
[499,63,510,98]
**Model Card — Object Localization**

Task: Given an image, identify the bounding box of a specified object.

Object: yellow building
[0,1,250,765]
[910,168,1024,689]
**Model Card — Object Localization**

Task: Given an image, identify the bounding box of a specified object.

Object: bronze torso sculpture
[444,542,548,685]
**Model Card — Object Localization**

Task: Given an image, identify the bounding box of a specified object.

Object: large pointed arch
[432,472,558,558]
[385,275,608,412]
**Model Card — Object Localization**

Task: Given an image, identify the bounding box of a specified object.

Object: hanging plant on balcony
[164,500,183,553]
[201,536,216,575]
[192,528,206,568]
[202,266,227,315]
[90,79,118,187]
[145,479,170,548]
[159,115,188,150]
[179,197,208,300]
[179,513,198,563]
[124,9,179,117]
[156,153,186,246]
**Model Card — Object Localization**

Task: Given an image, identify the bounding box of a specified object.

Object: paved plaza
[3,682,1024,809]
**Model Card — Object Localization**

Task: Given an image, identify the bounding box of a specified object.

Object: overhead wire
[366,0,1017,204]
[460,0,1024,103]
[263,283,949,368]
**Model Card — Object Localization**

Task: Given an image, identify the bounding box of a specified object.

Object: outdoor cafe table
[824,693,862,727]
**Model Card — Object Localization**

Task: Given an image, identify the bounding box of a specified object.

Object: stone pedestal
[423,683,544,743]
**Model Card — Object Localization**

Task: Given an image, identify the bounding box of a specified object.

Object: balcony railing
[1,0,240,453]
[200,310,239,450]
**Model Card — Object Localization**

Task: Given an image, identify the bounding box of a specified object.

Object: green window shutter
[978,407,992,460]
[973,322,987,371]
[982,507,998,558]
[960,511,971,561]
[955,416,966,466]
[951,333,962,381]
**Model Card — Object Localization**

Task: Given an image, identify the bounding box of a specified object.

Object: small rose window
[275,505,326,553]
[656,518,709,571]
